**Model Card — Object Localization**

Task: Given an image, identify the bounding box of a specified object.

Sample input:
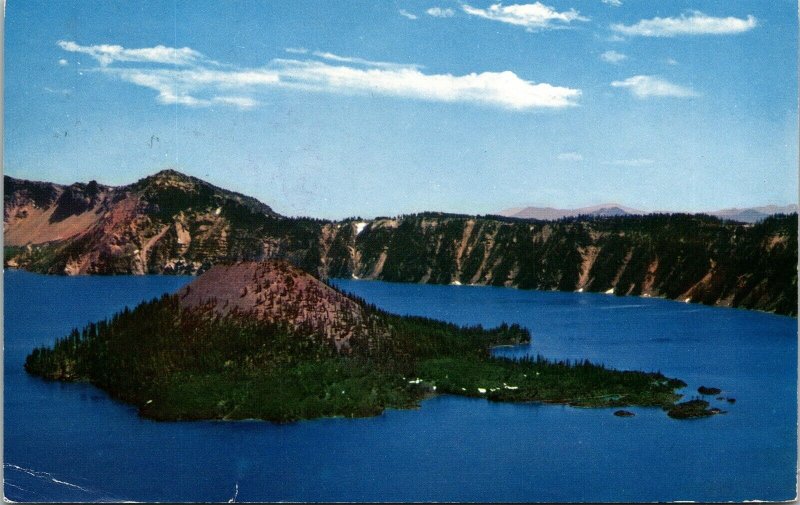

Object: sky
[4,0,798,219]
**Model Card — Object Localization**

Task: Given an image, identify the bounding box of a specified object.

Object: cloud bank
[58,41,581,111]
[462,2,588,31]
[611,11,757,37]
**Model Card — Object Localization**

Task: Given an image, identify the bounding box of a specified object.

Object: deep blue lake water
[4,270,797,502]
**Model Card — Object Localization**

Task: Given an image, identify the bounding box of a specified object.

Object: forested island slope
[25,260,694,422]
[5,170,796,315]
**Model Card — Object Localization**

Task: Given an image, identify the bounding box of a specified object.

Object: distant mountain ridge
[499,204,645,220]
[707,205,799,224]
[500,203,798,223]
[4,170,797,315]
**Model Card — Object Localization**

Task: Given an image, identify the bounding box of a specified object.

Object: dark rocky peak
[133,169,200,193]
[49,183,102,223]
[132,169,278,219]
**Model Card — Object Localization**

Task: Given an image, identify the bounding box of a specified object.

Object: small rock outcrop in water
[666,400,720,419]
[697,386,722,395]
[614,410,635,417]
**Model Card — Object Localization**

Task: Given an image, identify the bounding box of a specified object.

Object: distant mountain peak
[586,206,630,217]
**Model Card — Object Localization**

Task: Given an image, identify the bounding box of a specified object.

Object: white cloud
[310,51,420,70]
[427,7,455,18]
[57,40,206,66]
[611,75,697,98]
[666,58,679,65]
[602,0,622,6]
[558,152,583,161]
[399,9,418,20]
[271,59,581,109]
[285,47,309,54]
[462,2,588,31]
[600,50,626,64]
[60,40,581,111]
[611,11,757,37]
[106,66,279,108]
[211,96,260,108]
[58,58,69,66]
[603,158,654,167]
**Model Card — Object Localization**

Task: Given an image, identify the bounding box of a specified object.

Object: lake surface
[4,270,797,502]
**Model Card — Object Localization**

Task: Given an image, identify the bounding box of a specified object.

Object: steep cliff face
[5,171,797,315]
[5,177,107,246]
[336,213,797,315]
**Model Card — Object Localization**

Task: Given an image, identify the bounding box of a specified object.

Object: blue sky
[4,0,797,219]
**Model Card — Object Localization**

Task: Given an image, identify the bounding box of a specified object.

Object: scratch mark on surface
[4,480,29,492]
[50,478,89,491]
[5,464,91,493]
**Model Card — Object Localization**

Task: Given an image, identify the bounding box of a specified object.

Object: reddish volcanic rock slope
[4,170,284,275]
[178,260,373,352]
